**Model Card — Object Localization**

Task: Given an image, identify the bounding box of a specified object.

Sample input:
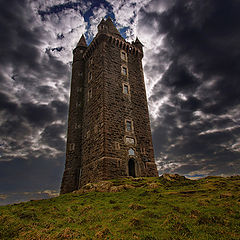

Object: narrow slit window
[88,88,92,101]
[69,143,75,151]
[115,142,120,150]
[89,57,93,65]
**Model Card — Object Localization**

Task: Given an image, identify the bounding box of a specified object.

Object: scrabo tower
[61,18,158,194]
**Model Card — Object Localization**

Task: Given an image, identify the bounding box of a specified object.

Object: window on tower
[121,65,128,76]
[77,87,82,93]
[125,119,133,132]
[126,121,132,131]
[115,142,120,150]
[117,160,121,167]
[69,143,75,151]
[121,50,127,61]
[88,88,92,101]
[89,57,93,66]
[125,137,135,145]
[123,83,130,95]
[100,25,107,30]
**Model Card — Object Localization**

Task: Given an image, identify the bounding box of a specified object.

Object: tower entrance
[128,158,136,177]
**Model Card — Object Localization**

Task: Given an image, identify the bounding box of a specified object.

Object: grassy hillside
[0,175,240,240]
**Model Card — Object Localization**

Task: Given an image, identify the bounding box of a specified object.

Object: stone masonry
[60,17,158,194]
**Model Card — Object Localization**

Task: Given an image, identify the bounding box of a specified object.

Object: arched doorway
[128,158,136,177]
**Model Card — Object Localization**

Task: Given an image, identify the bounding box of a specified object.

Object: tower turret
[133,37,144,53]
[77,34,87,48]
[97,18,108,33]
[73,34,87,62]
[105,17,123,38]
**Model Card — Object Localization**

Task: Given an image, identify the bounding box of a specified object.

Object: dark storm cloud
[0,0,70,82]
[0,0,70,202]
[40,124,66,151]
[0,0,41,69]
[0,91,18,114]
[22,103,56,127]
[51,100,69,120]
[141,0,240,176]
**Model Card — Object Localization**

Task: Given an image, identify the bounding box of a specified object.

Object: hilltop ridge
[0,175,240,239]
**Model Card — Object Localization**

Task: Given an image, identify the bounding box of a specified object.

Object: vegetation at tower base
[1,175,240,240]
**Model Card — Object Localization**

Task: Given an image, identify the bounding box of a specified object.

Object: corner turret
[76,34,87,49]
[97,18,108,33]
[73,34,87,62]
[97,17,123,39]
[133,37,143,51]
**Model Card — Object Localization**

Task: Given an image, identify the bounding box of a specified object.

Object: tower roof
[77,34,87,48]
[105,17,123,39]
[99,18,105,25]
[135,37,143,46]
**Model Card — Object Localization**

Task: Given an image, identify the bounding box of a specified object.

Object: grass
[0,175,240,239]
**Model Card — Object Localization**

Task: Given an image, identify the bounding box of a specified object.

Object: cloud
[0,0,82,201]
[0,190,59,206]
[107,0,153,41]
[87,4,110,39]
[138,0,240,176]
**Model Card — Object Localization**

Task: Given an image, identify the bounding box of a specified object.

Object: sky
[0,0,239,205]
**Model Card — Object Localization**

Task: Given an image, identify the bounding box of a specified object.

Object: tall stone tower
[61,18,158,194]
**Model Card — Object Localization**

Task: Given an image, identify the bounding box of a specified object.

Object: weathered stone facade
[60,18,158,194]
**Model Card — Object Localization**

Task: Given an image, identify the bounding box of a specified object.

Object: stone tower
[61,18,158,194]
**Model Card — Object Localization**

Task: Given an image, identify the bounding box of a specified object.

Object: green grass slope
[0,175,240,240]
